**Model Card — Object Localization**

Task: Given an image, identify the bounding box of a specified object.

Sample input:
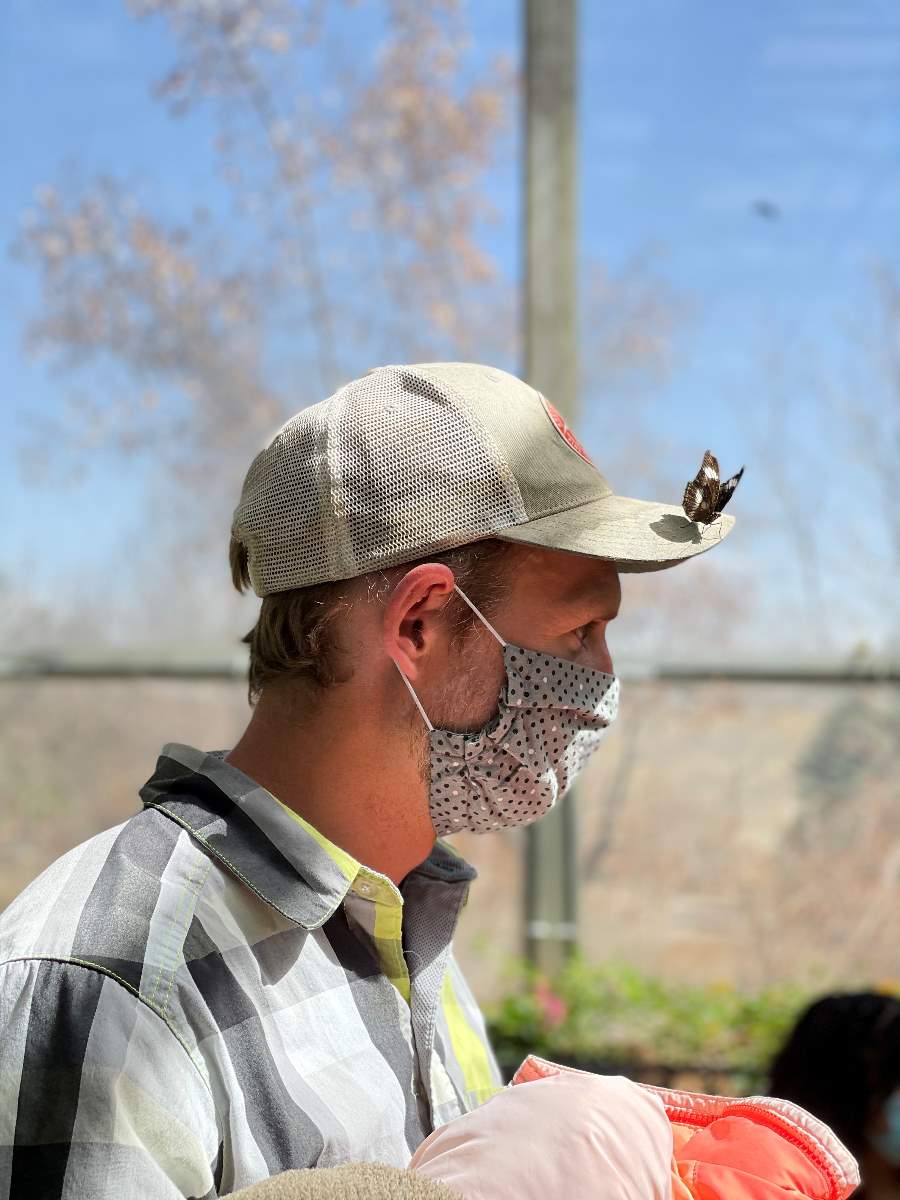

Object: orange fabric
[513,1057,860,1200]
[673,1118,837,1200]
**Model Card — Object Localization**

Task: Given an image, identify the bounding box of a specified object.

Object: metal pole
[523,0,579,973]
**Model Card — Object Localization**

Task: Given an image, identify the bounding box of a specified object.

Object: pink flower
[534,978,568,1028]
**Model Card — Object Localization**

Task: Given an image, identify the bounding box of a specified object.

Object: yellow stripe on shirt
[441,972,501,1104]
[373,896,411,1004]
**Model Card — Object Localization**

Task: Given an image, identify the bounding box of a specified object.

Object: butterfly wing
[682,450,720,523]
[682,479,708,521]
[714,465,744,514]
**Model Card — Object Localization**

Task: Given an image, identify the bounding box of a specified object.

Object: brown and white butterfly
[682,451,744,525]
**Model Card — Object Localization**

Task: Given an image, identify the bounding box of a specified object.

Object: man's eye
[575,623,593,644]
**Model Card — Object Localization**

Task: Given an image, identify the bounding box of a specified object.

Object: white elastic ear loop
[393,584,505,733]
[453,585,507,647]
[394,662,434,732]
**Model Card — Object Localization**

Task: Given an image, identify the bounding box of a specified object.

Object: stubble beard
[409,642,505,789]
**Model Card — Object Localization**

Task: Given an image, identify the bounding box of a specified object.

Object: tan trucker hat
[231,362,735,596]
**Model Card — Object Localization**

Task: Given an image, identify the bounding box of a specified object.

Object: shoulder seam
[0,954,214,1099]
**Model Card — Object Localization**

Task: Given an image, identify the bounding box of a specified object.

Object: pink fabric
[410,1070,674,1200]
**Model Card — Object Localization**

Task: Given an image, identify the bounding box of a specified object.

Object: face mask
[396,584,619,835]
[870,1087,900,1167]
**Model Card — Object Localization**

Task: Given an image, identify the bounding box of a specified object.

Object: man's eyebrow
[559,577,620,618]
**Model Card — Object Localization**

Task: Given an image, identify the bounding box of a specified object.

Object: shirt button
[356,880,376,898]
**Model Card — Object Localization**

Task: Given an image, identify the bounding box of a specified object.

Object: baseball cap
[231,362,735,596]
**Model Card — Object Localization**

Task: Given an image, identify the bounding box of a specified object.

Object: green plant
[487,957,821,1078]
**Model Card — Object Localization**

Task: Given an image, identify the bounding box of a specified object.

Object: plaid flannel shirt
[0,743,502,1198]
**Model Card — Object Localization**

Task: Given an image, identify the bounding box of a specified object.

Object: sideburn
[428,623,506,736]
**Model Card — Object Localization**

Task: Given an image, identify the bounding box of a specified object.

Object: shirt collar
[139,743,476,930]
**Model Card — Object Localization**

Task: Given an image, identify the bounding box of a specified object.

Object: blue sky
[4,0,899,655]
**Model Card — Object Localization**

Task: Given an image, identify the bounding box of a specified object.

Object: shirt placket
[343,873,433,1126]
[402,873,470,1128]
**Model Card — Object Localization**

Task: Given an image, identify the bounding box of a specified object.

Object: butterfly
[682,451,744,525]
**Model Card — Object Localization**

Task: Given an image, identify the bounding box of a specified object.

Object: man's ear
[383,563,456,680]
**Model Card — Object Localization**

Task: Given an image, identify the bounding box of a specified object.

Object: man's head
[226,363,731,867]
[229,358,731,702]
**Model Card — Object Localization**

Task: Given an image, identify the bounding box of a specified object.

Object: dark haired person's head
[769,992,900,1190]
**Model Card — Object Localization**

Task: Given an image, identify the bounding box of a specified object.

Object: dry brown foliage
[11,0,692,649]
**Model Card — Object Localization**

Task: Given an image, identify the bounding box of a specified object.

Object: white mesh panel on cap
[231,365,528,595]
[232,396,343,595]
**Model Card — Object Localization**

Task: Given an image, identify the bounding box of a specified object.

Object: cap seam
[404,364,529,524]
[321,386,350,581]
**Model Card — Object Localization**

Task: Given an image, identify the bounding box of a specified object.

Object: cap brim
[495,493,735,572]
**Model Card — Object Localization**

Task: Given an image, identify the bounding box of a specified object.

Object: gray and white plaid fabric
[0,744,501,1198]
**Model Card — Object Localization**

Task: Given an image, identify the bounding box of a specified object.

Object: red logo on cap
[539,394,594,466]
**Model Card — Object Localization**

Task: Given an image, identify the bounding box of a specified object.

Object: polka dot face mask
[396,585,620,835]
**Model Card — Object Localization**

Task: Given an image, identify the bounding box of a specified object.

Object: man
[0,363,734,1198]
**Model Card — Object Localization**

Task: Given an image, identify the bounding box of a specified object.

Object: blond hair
[230,537,517,705]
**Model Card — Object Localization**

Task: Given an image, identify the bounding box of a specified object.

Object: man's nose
[592,633,614,676]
